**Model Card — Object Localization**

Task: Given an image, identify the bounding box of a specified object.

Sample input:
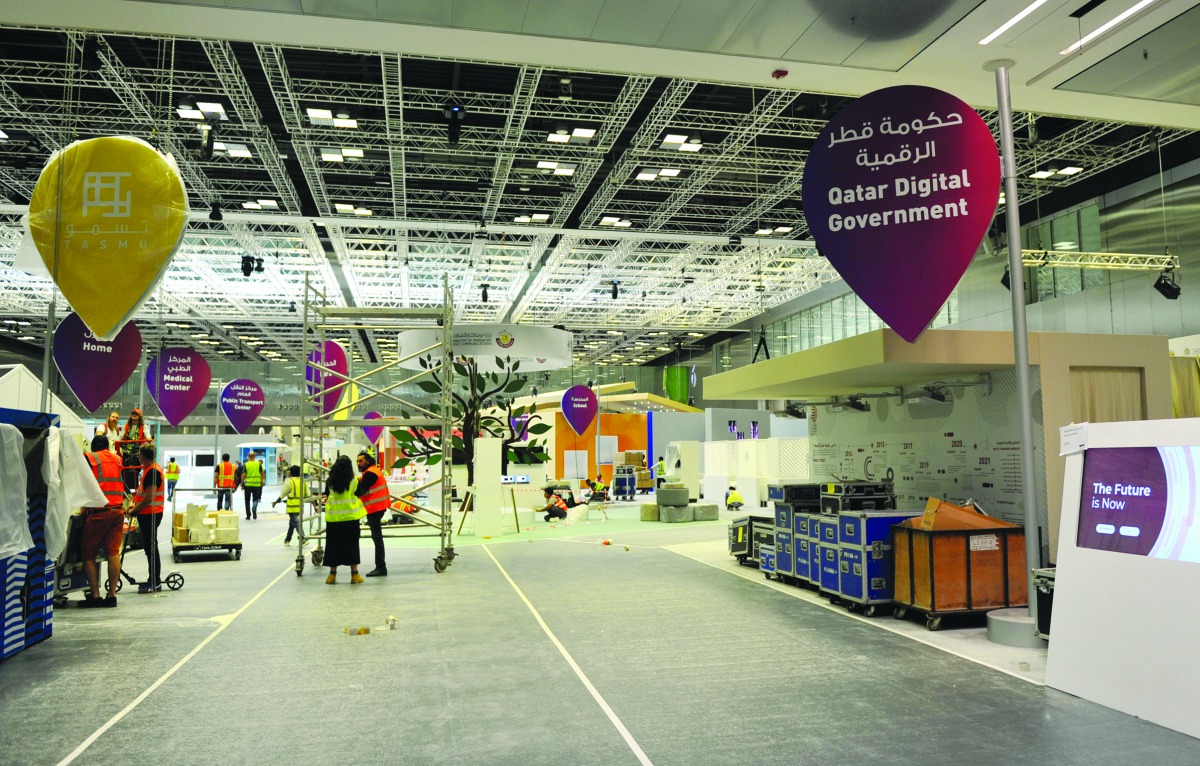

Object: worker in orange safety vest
[129,444,165,594]
[213,453,236,511]
[79,434,127,608]
[356,450,391,577]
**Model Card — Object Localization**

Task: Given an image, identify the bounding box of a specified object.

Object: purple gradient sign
[53,312,142,412]
[362,411,384,445]
[221,379,265,434]
[562,385,598,436]
[146,347,211,426]
[1078,447,1170,558]
[305,340,349,415]
[803,85,1001,343]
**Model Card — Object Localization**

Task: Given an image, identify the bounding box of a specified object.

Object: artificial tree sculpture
[390,355,550,485]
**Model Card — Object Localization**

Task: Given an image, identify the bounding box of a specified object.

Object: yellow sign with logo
[28,136,188,341]
[331,382,360,421]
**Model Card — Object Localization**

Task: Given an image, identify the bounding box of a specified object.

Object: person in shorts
[79,434,126,608]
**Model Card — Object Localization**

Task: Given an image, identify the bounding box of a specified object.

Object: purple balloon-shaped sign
[363,411,384,445]
[146,348,211,427]
[53,312,142,412]
[802,85,1001,343]
[221,378,266,434]
[562,385,598,436]
[306,340,349,415]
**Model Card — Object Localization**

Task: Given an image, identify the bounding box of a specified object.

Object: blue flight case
[774,503,792,532]
[807,514,822,588]
[793,512,819,584]
[774,529,793,579]
[795,536,811,581]
[837,511,923,613]
[818,543,840,593]
[759,544,776,578]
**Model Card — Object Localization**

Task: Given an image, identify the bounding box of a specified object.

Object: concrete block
[640,503,659,522]
[656,487,689,506]
[693,503,719,521]
[659,505,694,523]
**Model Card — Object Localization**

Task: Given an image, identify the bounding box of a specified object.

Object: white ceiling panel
[299,0,379,18]
[590,0,682,46]
[374,0,455,25]
[720,0,826,59]
[522,0,608,38]
[655,0,759,53]
[452,0,532,34]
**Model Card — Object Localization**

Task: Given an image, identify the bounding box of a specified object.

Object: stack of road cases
[820,480,896,514]
[836,510,923,615]
[729,515,774,567]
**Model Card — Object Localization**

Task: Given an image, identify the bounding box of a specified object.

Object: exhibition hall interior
[3,0,1200,763]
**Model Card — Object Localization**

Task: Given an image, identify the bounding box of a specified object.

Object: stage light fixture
[240,254,254,277]
[481,283,490,303]
[209,201,223,222]
[1154,270,1181,300]
[254,258,265,274]
[611,280,619,299]
[1000,266,1011,291]
[288,301,297,313]
[443,103,466,147]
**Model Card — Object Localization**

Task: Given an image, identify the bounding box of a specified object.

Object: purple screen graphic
[1076,446,1200,562]
[803,85,1001,343]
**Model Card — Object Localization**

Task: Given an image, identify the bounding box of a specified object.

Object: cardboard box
[185,505,206,530]
[623,450,645,466]
[172,512,185,528]
[215,513,239,529]
[189,528,212,544]
[173,525,189,543]
[213,528,238,543]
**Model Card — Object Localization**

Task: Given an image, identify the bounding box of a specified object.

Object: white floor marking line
[481,544,655,766]
[56,563,296,766]
[664,546,1044,686]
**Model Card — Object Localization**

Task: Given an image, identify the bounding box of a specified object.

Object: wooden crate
[892,525,1027,614]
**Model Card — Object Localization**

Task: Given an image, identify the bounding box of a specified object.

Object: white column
[471,437,503,537]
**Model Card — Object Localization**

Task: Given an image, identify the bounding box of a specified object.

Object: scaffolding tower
[296,273,457,575]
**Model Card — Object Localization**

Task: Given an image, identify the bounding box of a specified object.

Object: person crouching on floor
[538,488,569,522]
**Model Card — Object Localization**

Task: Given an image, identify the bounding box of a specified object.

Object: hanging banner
[27,136,188,341]
[305,340,349,415]
[363,411,384,445]
[331,381,359,421]
[562,384,598,436]
[145,347,211,427]
[220,379,266,434]
[802,85,1001,343]
[52,311,142,412]
[396,324,571,372]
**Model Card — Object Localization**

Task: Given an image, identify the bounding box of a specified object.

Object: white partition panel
[1047,417,1200,739]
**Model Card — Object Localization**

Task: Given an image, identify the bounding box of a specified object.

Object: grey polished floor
[1,514,1196,766]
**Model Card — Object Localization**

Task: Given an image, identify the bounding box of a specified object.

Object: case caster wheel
[55,596,68,608]
[311,550,324,567]
[764,573,772,581]
[433,557,447,573]
[926,615,942,631]
[234,549,242,560]
[173,554,182,564]
[893,606,907,619]
[864,605,878,618]
[165,573,184,591]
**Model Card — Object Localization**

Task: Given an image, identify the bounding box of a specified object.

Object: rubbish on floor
[343,626,371,636]
[387,615,397,630]
[601,539,612,546]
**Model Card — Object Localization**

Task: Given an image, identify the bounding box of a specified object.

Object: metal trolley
[295,274,459,576]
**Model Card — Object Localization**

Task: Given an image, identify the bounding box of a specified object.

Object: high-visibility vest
[546,494,568,512]
[85,450,125,508]
[360,465,390,515]
[726,490,744,506]
[243,460,263,488]
[286,477,305,514]
[216,461,236,488]
[325,478,366,523]
[594,481,608,493]
[165,462,180,481]
[135,463,165,515]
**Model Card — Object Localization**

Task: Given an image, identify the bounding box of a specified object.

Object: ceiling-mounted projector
[831,397,870,413]
[904,389,948,406]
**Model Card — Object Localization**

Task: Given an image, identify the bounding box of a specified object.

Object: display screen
[1078,446,1200,562]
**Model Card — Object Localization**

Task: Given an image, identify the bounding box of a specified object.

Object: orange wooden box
[892,501,1028,614]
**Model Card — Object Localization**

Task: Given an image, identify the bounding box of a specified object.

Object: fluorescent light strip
[979,0,1049,45]
[1061,0,1160,55]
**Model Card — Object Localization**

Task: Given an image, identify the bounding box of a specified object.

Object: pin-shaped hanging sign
[221,379,266,434]
[363,411,384,445]
[562,384,598,436]
[145,348,211,427]
[53,311,142,412]
[305,340,349,415]
[27,136,188,341]
[802,85,1000,343]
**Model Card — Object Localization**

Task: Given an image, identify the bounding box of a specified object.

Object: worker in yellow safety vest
[322,456,365,584]
[129,444,165,593]
[725,485,744,511]
[272,465,309,545]
[242,450,264,520]
[214,453,236,511]
[164,458,180,503]
[78,434,127,608]
[356,450,390,577]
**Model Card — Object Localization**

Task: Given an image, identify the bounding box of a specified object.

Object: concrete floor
[2,495,1198,765]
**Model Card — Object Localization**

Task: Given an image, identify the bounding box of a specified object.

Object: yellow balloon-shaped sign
[331,382,360,421]
[28,136,188,341]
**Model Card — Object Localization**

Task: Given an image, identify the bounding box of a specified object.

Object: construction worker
[537,488,568,522]
[164,457,180,502]
[322,456,365,585]
[586,476,608,502]
[128,444,165,593]
[654,456,667,489]
[356,450,390,577]
[214,453,236,510]
[272,465,308,545]
[242,450,264,520]
[78,434,126,608]
[725,484,744,511]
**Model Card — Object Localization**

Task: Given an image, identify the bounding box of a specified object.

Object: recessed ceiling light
[335,203,355,213]
[354,208,372,216]
[600,217,619,224]
[678,143,702,152]
[307,108,334,121]
[755,228,773,236]
[1058,166,1084,175]
[572,128,596,139]
[225,143,253,158]
[332,117,358,129]
[321,148,344,162]
[553,166,575,176]
[636,172,657,181]
[978,0,1049,45]
[176,108,205,120]
[536,160,558,169]
[1061,0,1160,55]
[257,199,278,208]
[196,101,228,119]
[1029,170,1054,179]
[546,133,570,143]
[514,215,532,223]
[1053,241,1078,250]
[658,168,680,177]
[242,201,262,210]
[607,330,622,335]
[663,134,687,144]
[688,332,704,337]
[342,147,364,158]
[531,213,550,221]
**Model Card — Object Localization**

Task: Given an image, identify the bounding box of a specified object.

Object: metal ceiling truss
[0,23,1193,375]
